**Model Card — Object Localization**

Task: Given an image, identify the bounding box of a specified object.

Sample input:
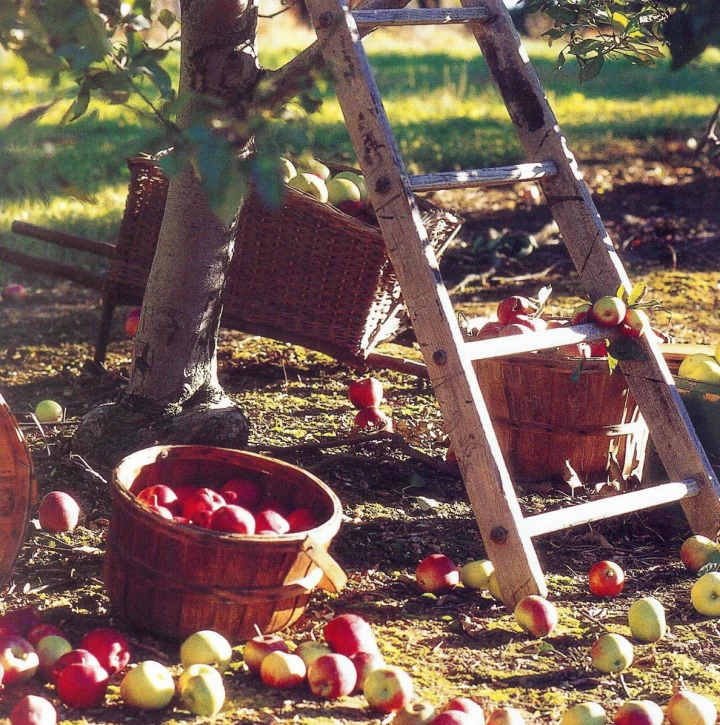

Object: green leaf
[627,282,646,305]
[125,29,144,58]
[6,102,56,129]
[607,337,647,361]
[251,155,286,210]
[139,60,174,99]
[555,50,566,70]
[606,352,619,375]
[578,54,604,83]
[63,87,90,123]
[157,9,177,29]
[570,357,586,383]
[569,39,603,56]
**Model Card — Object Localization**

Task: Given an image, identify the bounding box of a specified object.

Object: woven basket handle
[300,536,347,594]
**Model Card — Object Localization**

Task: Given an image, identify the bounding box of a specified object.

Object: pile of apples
[348,376,393,433]
[677,342,720,385]
[282,156,375,225]
[132,476,322,536]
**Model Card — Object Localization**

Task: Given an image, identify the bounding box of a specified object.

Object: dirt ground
[1,140,720,723]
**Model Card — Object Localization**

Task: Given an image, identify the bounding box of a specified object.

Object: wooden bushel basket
[472,353,649,486]
[104,446,346,643]
[0,393,36,592]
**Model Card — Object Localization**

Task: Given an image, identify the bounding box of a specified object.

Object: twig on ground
[69,453,108,484]
[493,261,569,284]
[449,269,499,294]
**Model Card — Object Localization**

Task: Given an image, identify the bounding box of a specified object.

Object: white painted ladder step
[408,161,558,192]
[352,6,490,28]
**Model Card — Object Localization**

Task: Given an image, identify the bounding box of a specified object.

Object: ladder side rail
[352,7,491,27]
[308,0,547,608]
[464,0,720,537]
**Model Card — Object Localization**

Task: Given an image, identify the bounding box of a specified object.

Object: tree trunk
[73,0,261,471]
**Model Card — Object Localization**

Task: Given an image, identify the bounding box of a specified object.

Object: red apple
[0,635,39,684]
[415,553,459,593]
[471,321,504,340]
[4,283,27,302]
[38,491,81,533]
[307,653,357,699]
[592,296,626,327]
[136,485,179,514]
[286,507,319,532]
[570,302,593,325]
[147,503,175,520]
[27,623,66,647]
[442,697,486,722]
[220,479,264,510]
[210,504,256,534]
[497,296,537,326]
[182,488,225,519]
[348,377,384,409]
[254,508,290,535]
[353,407,393,433]
[323,613,378,657]
[511,315,547,332]
[188,509,213,528]
[587,340,608,358]
[363,665,414,713]
[337,199,364,217]
[514,595,558,638]
[588,560,625,598]
[613,700,663,725]
[56,662,109,709]
[259,651,306,689]
[80,627,131,675]
[433,713,478,725]
[172,484,199,509]
[620,308,649,339]
[487,708,526,725]
[124,307,141,337]
[0,659,3,685]
[243,634,289,674]
[9,695,57,725]
[257,497,290,517]
[50,648,102,684]
[349,650,385,692]
[496,323,532,337]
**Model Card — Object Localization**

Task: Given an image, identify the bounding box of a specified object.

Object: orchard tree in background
[1,0,718,468]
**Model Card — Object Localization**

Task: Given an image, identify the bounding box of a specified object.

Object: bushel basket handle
[300,536,347,594]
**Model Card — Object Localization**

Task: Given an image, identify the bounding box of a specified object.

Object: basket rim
[111,445,343,544]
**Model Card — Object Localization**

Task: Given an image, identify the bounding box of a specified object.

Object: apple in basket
[210,505,256,535]
[137,485,179,514]
[254,508,289,535]
[592,296,626,327]
[220,478,264,510]
[182,488,225,519]
[496,296,538,325]
[286,507,319,532]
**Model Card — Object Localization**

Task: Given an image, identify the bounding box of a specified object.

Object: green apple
[560,702,606,725]
[628,597,666,642]
[279,157,296,183]
[332,171,368,200]
[35,635,72,678]
[180,630,232,672]
[178,663,217,693]
[327,177,361,206]
[667,690,717,725]
[120,661,175,710]
[299,158,331,180]
[691,571,720,616]
[180,669,225,717]
[590,633,634,673]
[677,354,720,384]
[288,172,329,202]
[35,400,63,423]
[487,570,503,601]
[295,640,332,668]
[460,559,494,591]
[680,535,720,573]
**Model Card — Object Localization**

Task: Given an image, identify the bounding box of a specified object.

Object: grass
[1,20,719,283]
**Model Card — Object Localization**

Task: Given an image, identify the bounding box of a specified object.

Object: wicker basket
[0,393,36,591]
[105,157,462,364]
[471,352,649,486]
[104,446,346,643]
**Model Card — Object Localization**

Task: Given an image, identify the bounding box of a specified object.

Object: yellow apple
[715,340,720,365]
[627,597,667,643]
[691,572,720,616]
[460,559,494,591]
[120,661,175,710]
[487,570,502,601]
[327,177,361,206]
[180,669,225,717]
[560,702,606,725]
[279,157,296,183]
[590,633,633,673]
[288,172,328,202]
[299,158,330,180]
[332,171,368,200]
[180,630,232,672]
[677,354,720,384]
[667,690,717,725]
[680,535,720,573]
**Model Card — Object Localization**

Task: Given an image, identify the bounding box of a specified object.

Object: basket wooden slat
[104,446,344,643]
[106,157,462,362]
[0,393,36,591]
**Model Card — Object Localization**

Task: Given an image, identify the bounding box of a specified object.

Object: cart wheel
[0,393,36,591]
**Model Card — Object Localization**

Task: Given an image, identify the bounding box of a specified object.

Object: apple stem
[253,623,263,638]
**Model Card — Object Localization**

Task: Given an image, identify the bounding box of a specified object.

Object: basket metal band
[492,416,644,438]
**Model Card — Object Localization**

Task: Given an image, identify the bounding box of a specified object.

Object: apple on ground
[415,553,459,593]
[363,665,414,713]
[34,399,63,423]
[592,296,627,327]
[179,664,226,716]
[181,630,233,671]
[588,560,625,598]
[590,633,634,673]
[35,635,72,678]
[323,613,378,657]
[288,172,328,202]
[627,597,666,643]
[120,660,175,710]
[286,507,319,532]
[210,504,256,534]
[613,700,663,725]
[4,283,27,302]
[0,634,39,684]
[0,606,45,637]
[259,650,307,688]
[486,707,526,725]
[349,650,385,692]
[9,695,57,725]
[56,662,109,709]
[691,571,720,616]
[680,535,720,573]
[27,623,66,646]
[243,634,289,673]
[125,307,141,337]
[353,407,393,433]
[442,696,486,722]
[560,702,607,725]
[431,713,477,725]
[80,627,131,675]
[666,690,717,725]
[253,508,289,535]
[514,595,558,638]
[220,478,264,510]
[307,652,357,698]
[496,296,538,326]
[136,485,179,513]
[38,491,80,533]
[393,702,436,725]
[295,640,332,669]
[348,377,384,409]
[50,648,102,684]
[487,571,503,602]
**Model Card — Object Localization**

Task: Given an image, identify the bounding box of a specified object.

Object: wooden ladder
[305,0,720,608]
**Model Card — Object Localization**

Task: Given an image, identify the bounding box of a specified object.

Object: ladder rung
[408,162,557,193]
[352,7,490,28]
[524,479,700,538]
[463,322,620,362]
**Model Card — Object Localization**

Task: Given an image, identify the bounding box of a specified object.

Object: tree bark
[73,0,261,469]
